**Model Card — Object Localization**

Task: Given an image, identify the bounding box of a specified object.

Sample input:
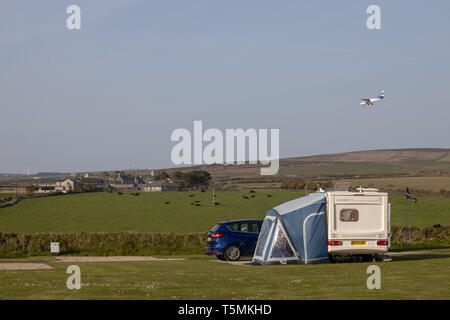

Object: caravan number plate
[351,241,367,245]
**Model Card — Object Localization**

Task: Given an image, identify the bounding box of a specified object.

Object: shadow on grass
[391,253,450,262]
[390,245,450,252]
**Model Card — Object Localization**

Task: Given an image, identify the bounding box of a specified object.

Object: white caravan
[326,187,391,261]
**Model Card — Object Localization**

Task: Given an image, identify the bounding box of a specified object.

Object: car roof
[218,219,263,225]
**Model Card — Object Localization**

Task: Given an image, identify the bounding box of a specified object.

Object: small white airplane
[360,90,384,106]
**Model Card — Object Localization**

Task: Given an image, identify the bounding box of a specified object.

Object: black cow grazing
[165,201,170,204]
[194,200,200,203]
[243,195,249,199]
[250,195,255,198]
[267,194,272,197]
[214,202,220,206]
[118,192,123,195]
[201,190,206,193]
[250,190,256,193]
[195,203,201,206]
[189,194,194,197]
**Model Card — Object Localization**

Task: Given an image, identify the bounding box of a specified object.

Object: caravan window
[340,209,359,222]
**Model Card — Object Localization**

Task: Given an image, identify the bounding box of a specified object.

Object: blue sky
[1,1,449,173]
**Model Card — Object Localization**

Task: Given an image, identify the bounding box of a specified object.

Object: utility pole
[405,198,408,251]
[212,182,215,206]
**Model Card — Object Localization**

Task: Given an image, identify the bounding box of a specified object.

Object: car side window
[227,222,260,233]
[248,223,259,233]
[240,223,249,232]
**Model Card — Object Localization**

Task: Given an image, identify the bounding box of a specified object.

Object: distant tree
[170,171,184,181]
[280,178,300,190]
[296,180,306,190]
[74,183,83,193]
[25,185,37,196]
[168,171,185,190]
[154,171,170,181]
[183,170,211,190]
[280,179,292,189]
[307,182,317,191]
[160,171,170,180]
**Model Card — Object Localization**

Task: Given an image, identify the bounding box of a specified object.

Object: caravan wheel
[224,245,241,261]
[359,254,376,262]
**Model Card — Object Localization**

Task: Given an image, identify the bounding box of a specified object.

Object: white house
[144,181,179,192]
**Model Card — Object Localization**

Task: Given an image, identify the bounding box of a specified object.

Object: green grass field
[0,191,448,234]
[278,161,450,179]
[345,176,450,192]
[1,191,449,300]
[0,252,449,299]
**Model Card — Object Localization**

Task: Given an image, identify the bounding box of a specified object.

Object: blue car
[205,219,263,261]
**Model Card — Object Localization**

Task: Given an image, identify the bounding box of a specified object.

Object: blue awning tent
[252,192,329,265]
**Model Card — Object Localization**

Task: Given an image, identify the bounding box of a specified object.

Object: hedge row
[0,232,207,257]
[389,225,450,248]
[0,197,19,209]
[0,226,448,257]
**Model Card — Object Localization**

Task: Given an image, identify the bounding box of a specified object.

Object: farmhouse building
[55,179,80,192]
[80,177,105,187]
[108,173,146,191]
[144,181,179,192]
[36,184,56,193]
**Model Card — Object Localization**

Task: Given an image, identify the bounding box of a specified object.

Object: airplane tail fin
[378,90,385,99]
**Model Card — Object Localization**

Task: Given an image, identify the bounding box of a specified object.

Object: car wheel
[224,245,241,261]
[216,255,226,261]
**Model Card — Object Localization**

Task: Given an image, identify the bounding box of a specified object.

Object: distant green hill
[131,148,450,187]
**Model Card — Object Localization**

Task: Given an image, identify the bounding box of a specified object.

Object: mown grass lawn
[0,191,448,234]
[0,252,449,299]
